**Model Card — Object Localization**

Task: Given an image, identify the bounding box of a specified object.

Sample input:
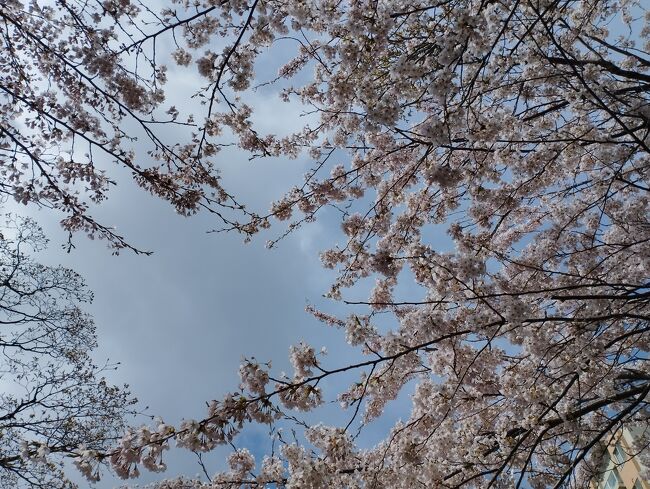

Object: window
[612,443,626,465]
[604,469,622,489]
[633,479,644,489]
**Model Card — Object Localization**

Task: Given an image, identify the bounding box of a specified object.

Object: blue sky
[2,11,439,486]
[5,71,417,486]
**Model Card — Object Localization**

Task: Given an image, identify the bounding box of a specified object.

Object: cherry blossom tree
[0,214,135,488]
[3,0,650,487]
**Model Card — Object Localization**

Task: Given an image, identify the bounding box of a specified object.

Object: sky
[3,25,422,487]
[10,132,342,486]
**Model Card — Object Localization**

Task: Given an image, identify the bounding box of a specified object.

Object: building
[590,427,649,489]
